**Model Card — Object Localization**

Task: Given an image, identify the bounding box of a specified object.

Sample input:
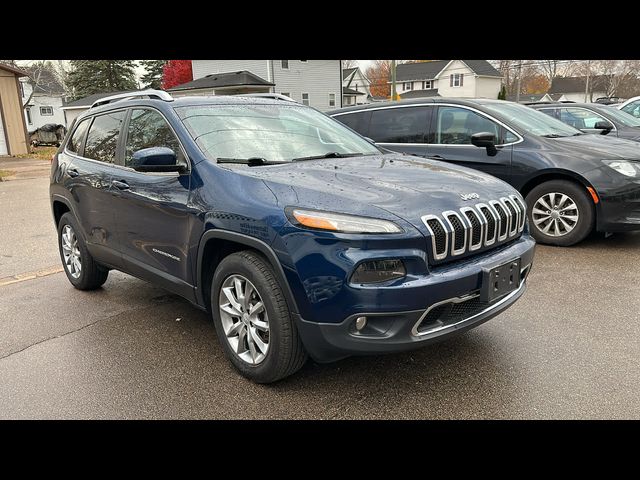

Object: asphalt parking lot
[1,157,640,419]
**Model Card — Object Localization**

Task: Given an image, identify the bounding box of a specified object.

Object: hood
[550,134,640,161]
[223,154,518,231]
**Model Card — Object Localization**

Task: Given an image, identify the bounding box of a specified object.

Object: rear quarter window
[66,118,91,154]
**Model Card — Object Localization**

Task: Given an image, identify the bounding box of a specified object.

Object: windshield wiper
[541,134,566,138]
[216,157,287,167]
[291,152,365,162]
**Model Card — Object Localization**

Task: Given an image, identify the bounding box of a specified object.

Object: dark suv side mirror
[471,132,498,156]
[131,147,185,173]
[594,121,613,135]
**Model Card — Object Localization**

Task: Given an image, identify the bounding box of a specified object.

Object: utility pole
[515,61,522,102]
[391,60,397,101]
[584,60,591,102]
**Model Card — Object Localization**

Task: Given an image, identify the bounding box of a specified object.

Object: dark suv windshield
[175,103,380,162]
[483,102,582,138]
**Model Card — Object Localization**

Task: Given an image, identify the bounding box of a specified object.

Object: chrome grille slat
[423,196,526,264]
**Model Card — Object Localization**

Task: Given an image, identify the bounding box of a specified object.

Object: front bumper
[296,234,535,363]
[584,167,640,232]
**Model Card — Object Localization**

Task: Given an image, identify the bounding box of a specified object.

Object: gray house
[171,60,343,111]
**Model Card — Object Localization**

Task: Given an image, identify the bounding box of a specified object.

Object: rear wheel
[57,212,109,290]
[525,180,594,246]
[211,251,307,383]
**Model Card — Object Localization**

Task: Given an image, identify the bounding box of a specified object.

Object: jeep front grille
[421,197,526,264]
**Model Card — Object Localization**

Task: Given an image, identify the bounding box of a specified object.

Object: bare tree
[342,60,358,69]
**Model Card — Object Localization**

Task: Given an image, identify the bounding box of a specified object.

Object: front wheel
[211,251,307,383]
[525,180,595,246]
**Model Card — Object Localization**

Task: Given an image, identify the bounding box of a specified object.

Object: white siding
[21,81,66,130]
[343,69,371,104]
[62,108,86,128]
[475,77,502,99]
[192,60,271,82]
[435,60,476,97]
[273,60,341,111]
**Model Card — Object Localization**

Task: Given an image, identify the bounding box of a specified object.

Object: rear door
[62,110,127,268]
[424,104,514,183]
[110,107,193,290]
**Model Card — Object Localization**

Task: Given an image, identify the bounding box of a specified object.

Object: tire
[211,250,307,383]
[525,180,595,246]
[57,212,109,290]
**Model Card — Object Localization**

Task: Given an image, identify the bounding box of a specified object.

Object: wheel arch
[196,230,300,315]
[519,169,595,199]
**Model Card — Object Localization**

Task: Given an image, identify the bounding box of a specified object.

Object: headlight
[289,208,402,233]
[602,160,640,177]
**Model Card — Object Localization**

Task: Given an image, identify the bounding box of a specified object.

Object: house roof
[0,63,28,77]
[548,75,609,94]
[399,88,440,99]
[343,87,365,96]
[61,91,136,109]
[396,60,501,82]
[23,65,65,95]
[168,70,274,92]
[343,67,357,80]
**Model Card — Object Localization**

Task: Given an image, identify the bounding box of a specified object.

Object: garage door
[0,114,7,155]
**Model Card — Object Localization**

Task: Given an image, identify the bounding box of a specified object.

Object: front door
[111,108,193,289]
[425,105,513,183]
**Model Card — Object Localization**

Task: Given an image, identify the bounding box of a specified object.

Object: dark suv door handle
[429,155,445,161]
[112,180,130,190]
[67,169,79,178]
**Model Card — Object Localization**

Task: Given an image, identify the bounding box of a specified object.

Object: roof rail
[91,89,173,109]
[240,93,297,102]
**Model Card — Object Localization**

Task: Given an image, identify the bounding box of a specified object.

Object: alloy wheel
[61,224,82,279]
[218,274,270,365]
[532,192,579,237]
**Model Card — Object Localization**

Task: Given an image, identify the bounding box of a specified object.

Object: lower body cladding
[295,235,535,363]
[583,167,640,232]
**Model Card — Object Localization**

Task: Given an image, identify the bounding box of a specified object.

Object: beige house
[0,63,30,156]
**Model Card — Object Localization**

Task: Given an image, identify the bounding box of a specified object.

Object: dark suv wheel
[57,212,109,290]
[211,250,307,383]
[525,180,594,246]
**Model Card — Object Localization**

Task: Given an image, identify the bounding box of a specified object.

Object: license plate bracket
[480,258,521,303]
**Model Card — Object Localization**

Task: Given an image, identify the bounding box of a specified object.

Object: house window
[450,74,464,87]
[422,80,433,90]
[403,82,413,91]
[302,93,310,106]
[19,82,25,98]
[281,60,289,69]
[300,60,308,63]
[26,107,32,125]
[40,106,54,116]
[329,93,336,107]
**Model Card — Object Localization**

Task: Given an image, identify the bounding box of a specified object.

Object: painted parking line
[0,266,64,287]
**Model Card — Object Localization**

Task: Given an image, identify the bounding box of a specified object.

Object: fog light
[355,316,367,331]
[351,259,406,284]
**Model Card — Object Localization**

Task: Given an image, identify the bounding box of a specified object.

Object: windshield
[482,102,582,138]
[174,103,381,162]
[597,105,640,127]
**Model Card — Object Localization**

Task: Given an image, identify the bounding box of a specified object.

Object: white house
[20,68,66,131]
[394,60,502,99]
[342,67,372,106]
[169,60,343,111]
[547,76,608,103]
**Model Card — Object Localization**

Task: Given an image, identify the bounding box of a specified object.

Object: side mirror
[594,121,613,135]
[130,147,185,173]
[471,132,498,156]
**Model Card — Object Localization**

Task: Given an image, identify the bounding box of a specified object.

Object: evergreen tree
[67,60,138,100]
[140,60,166,89]
[498,84,507,100]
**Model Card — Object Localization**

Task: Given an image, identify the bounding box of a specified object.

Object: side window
[368,107,429,143]
[84,111,126,163]
[504,129,519,144]
[125,109,186,168]
[621,101,640,118]
[434,106,499,145]
[67,118,91,154]
[334,111,372,137]
[538,108,559,119]
[561,108,612,129]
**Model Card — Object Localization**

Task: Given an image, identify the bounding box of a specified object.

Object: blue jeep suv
[50,91,536,382]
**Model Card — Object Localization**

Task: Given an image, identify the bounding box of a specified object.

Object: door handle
[429,155,445,160]
[67,169,79,178]
[112,180,130,190]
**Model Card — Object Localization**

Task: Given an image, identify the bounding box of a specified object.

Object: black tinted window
[125,109,185,167]
[368,107,429,143]
[84,111,126,163]
[67,118,90,154]
[335,111,371,136]
[434,106,499,144]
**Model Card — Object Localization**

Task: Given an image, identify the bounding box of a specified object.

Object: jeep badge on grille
[460,193,480,201]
